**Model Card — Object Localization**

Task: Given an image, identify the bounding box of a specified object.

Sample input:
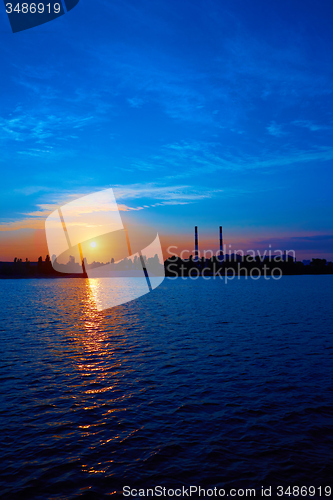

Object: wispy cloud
[267,121,285,137]
[292,120,332,132]
[256,234,333,256]
[127,97,144,108]
[13,186,51,196]
[128,140,333,180]
[0,183,222,231]
[17,148,54,157]
[113,183,221,201]
[0,110,94,147]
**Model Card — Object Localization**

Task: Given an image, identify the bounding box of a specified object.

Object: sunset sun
[90,241,97,248]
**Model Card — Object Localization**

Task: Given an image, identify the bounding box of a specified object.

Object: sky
[0,0,333,261]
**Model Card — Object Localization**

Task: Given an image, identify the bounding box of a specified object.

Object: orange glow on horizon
[0,226,332,262]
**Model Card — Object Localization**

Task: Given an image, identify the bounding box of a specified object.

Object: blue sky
[0,0,333,259]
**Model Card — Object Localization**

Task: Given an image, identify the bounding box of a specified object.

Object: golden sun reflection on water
[59,280,139,454]
[88,276,150,311]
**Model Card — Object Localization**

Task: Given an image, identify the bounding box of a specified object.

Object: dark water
[1,276,333,499]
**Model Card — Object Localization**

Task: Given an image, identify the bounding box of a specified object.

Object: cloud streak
[0,183,223,231]
[128,141,333,181]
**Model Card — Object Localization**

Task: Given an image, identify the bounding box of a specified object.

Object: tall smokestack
[219,226,223,256]
[195,226,198,261]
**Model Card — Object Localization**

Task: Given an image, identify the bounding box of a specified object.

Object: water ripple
[0,276,333,498]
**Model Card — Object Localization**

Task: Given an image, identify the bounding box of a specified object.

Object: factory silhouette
[165,226,333,278]
[0,226,332,278]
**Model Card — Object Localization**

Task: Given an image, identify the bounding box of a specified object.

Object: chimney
[219,226,223,256]
[195,226,199,261]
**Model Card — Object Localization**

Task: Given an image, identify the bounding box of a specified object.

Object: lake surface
[1,276,333,499]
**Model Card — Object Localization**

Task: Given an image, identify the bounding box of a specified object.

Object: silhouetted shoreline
[0,254,332,278]
[0,257,87,279]
[164,255,333,277]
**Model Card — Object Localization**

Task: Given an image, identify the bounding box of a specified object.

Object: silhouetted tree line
[0,255,85,278]
[0,254,163,278]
